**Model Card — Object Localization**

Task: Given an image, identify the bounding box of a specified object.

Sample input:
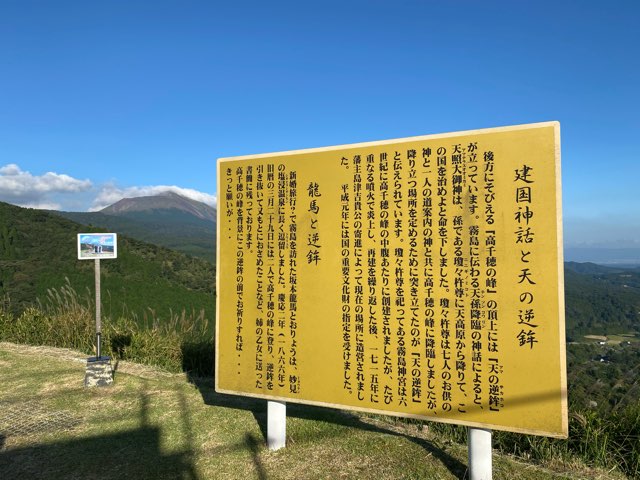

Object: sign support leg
[95,258,102,359]
[84,257,112,387]
[468,427,492,480]
[267,400,286,450]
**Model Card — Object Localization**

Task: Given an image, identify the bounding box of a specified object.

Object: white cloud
[0,164,21,175]
[90,183,217,211]
[19,201,63,210]
[0,163,92,210]
[0,164,216,212]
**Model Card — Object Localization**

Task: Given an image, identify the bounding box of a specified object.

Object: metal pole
[95,258,101,359]
[468,427,492,480]
[267,400,286,450]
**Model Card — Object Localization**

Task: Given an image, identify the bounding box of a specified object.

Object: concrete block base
[84,356,113,387]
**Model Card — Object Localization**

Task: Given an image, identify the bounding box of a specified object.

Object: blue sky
[0,1,638,249]
[80,234,114,246]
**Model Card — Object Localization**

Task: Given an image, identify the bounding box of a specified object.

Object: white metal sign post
[94,258,102,358]
[267,401,286,450]
[468,428,492,479]
[78,233,118,387]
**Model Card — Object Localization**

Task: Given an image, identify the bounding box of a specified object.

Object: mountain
[54,192,216,262]
[0,201,215,324]
[101,191,215,221]
[564,246,640,266]
[564,261,639,275]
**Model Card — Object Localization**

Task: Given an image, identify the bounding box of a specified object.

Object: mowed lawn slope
[0,343,626,480]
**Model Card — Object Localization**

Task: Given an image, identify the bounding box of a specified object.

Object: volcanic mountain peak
[101,191,215,221]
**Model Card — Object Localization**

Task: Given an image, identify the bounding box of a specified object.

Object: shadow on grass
[245,433,268,480]
[0,386,199,480]
[181,340,214,378]
[187,374,468,480]
[0,427,198,479]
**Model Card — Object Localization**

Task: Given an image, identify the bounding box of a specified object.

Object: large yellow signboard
[216,122,567,437]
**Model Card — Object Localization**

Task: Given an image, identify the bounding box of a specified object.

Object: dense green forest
[564,262,640,339]
[0,202,215,326]
[567,341,640,410]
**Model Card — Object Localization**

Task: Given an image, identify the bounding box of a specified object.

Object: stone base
[84,356,113,387]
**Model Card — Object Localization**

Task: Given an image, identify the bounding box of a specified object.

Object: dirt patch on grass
[583,335,608,341]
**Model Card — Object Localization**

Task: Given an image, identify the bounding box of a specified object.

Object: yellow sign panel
[216,122,567,437]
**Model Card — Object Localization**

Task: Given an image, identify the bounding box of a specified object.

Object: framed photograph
[77,233,118,260]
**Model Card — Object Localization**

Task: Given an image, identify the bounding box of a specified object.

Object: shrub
[0,281,214,376]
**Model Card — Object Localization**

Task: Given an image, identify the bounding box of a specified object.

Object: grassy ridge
[4,343,618,480]
[0,283,213,375]
[0,287,638,478]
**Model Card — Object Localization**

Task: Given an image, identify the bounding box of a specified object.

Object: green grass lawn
[581,333,639,345]
[605,334,640,344]
[0,343,628,480]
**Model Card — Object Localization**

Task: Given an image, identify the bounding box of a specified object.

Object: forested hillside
[54,208,215,262]
[4,201,640,341]
[564,262,640,339]
[0,202,215,324]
